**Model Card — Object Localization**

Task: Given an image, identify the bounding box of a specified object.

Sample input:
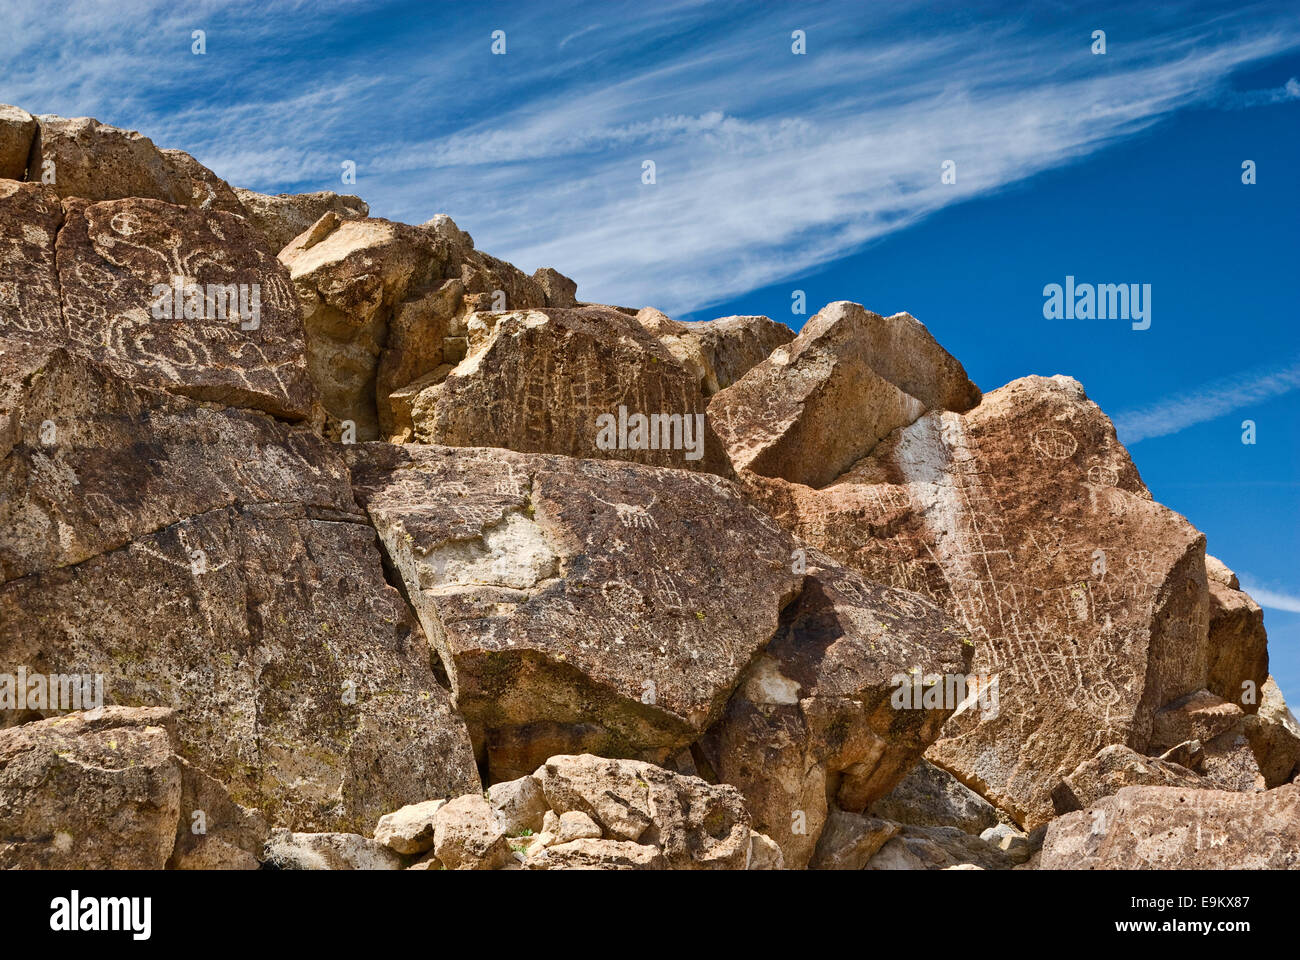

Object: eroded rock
[636,307,793,395]
[0,105,38,180]
[234,188,369,253]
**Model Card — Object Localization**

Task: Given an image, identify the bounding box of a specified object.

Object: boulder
[406,306,730,474]
[28,114,244,213]
[0,105,37,180]
[869,759,1000,835]
[809,810,901,869]
[524,838,663,870]
[744,375,1210,829]
[168,757,269,870]
[864,824,1016,870]
[1051,744,1203,814]
[636,307,793,395]
[264,831,404,870]
[0,707,182,869]
[487,775,549,836]
[708,301,979,486]
[374,799,447,855]
[347,443,802,779]
[1204,555,1268,712]
[697,561,971,868]
[1041,784,1300,869]
[1244,676,1300,787]
[432,794,513,870]
[233,188,369,253]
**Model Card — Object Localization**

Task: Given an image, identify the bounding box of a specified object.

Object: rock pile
[2,105,1296,870]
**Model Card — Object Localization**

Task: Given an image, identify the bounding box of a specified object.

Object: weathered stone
[406,306,729,474]
[488,775,549,836]
[1157,739,1205,773]
[0,182,63,345]
[1199,725,1265,792]
[29,114,244,213]
[0,707,181,869]
[979,823,1035,863]
[432,794,513,870]
[264,830,404,870]
[708,301,979,486]
[1051,744,1203,815]
[234,188,369,253]
[869,759,999,835]
[1149,689,1245,752]
[1041,784,1300,869]
[1204,555,1268,713]
[525,838,663,870]
[168,756,268,870]
[555,810,603,842]
[636,307,793,395]
[748,831,785,870]
[865,824,1016,870]
[1244,676,1300,787]
[0,105,37,180]
[347,444,802,778]
[374,799,446,855]
[745,375,1210,829]
[536,755,753,870]
[809,809,901,869]
[697,561,970,868]
[280,213,570,440]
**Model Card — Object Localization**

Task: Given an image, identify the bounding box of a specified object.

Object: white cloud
[1239,580,1300,614]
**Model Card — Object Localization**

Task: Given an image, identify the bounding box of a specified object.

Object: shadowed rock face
[708,301,979,487]
[0,105,38,180]
[346,442,802,780]
[698,561,971,868]
[635,307,794,396]
[407,306,731,475]
[1204,555,1268,713]
[0,707,182,869]
[0,347,478,832]
[1042,784,1300,869]
[29,115,245,214]
[743,375,1209,829]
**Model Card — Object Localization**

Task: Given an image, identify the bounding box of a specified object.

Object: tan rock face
[810,810,901,870]
[1041,784,1300,869]
[697,561,971,868]
[0,105,38,180]
[1051,744,1203,815]
[745,375,1210,828]
[407,306,730,474]
[869,759,1000,835]
[1203,556,1268,713]
[708,301,979,487]
[0,707,182,869]
[635,307,793,395]
[29,115,244,213]
[234,188,369,253]
[0,351,479,832]
[280,213,572,440]
[347,443,802,780]
[0,182,64,344]
[1245,676,1300,787]
[169,757,269,870]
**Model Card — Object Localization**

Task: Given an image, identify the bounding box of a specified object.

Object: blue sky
[4,0,1298,700]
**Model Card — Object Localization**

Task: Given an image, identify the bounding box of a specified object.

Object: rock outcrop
[0,105,38,180]
[636,307,794,395]
[234,188,369,253]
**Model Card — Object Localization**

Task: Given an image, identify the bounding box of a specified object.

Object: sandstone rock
[0,105,37,180]
[746,375,1210,829]
[1199,725,1265,792]
[1,355,479,831]
[865,824,1015,870]
[1157,739,1205,773]
[1149,689,1244,751]
[809,809,901,869]
[374,799,447,855]
[280,213,570,440]
[748,831,786,870]
[1041,784,1300,869]
[432,794,513,870]
[347,444,802,778]
[264,830,404,870]
[868,759,999,835]
[406,306,730,474]
[636,307,793,395]
[0,707,181,869]
[0,182,64,346]
[1244,676,1300,787]
[525,838,663,870]
[1204,555,1268,712]
[697,560,971,868]
[29,114,243,213]
[536,755,753,869]
[708,301,979,486]
[234,188,369,253]
[980,823,1035,863]
[168,757,269,870]
[555,810,603,842]
[488,775,549,836]
[1051,744,1203,815]
[532,267,577,308]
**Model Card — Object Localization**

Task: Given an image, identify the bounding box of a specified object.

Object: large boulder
[1041,784,1300,869]
[869,759,1000,835]
[279,212,573,440]
[0,105,38,180]
[405,306,730,474]
[347,443,802,780]
[697,561,972,868]
[28,114,244,213]
[0,347,479,831]
[744,375,1210,828]
[635,307,793,395]
[0,707,182,869]
[234,188,369,253]
[708,301,979,486]
[1204,555,1268,712]
[1245,677,1300,787]
[1051,744,1204,814]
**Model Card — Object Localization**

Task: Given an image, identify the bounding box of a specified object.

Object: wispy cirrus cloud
[1239,578,1300,614]
[1113,358,1300,444]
